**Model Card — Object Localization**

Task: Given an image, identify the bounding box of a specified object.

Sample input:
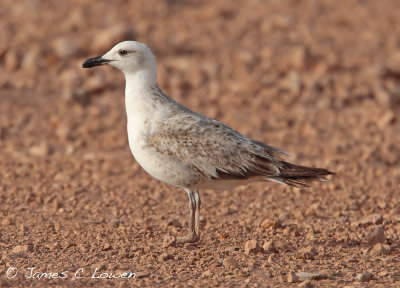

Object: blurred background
[0,0,400,286]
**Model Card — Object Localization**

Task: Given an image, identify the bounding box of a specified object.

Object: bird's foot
[177,233,199,244]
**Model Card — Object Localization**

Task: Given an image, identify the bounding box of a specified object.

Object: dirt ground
[1,0,400,287]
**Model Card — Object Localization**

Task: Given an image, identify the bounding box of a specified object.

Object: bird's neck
[124,69,175,125]
[125,68,157,92]
[124,68,156,110]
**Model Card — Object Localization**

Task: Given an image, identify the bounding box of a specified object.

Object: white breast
[127,120,198,187]
[124,80,201,188]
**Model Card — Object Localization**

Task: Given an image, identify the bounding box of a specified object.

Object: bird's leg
[194,189,201,240]
[177,189,198,244]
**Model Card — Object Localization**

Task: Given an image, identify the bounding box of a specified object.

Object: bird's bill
[82,55,111,68]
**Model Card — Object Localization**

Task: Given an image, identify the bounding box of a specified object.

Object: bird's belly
[194,177,264,191]
[127,130,198,187]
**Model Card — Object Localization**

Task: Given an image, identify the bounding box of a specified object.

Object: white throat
[124,67,157,117]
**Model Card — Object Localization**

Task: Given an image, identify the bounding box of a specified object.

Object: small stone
[92,24,135,53]
[318,246,327,257]
[21,47,40,73]
[296,272,332,281]
[2,217,14,225]
[91,262,106,270]
[136,271,150,279]
[347,200,362,211]
[222,256,237,268]
[184,243,197,250]
[377,111,395,129]
[299,281,313,288]
[359,214,383,226]
[268,253,278,263]
[29,141,50,157]
[85,75,108,93]
[320,269,335,276]
[53,38,80,58]
[377,200,388,210]
[378,270,388,276]
[245,240,260,255]
[298,246,317,260]
[5,51,19,71]
[355,272,373,282]
[367,226,385,245]
[262,240,278,253]
[201,269,213,277]
[374,83,391,105]
[19,224,27,236]
[290,46,306,69]
[273,15,293,29]
[287,271,299,283]
[225,246,240,252]
[56,123,72,141]
[158,253,174,262]
[281,71,302,95]
[260,219,282,229]
[167,219,182,228]
[370,243,392,256]
[12,244,33,253]
[102,242,111,251]
[162,235,177,248]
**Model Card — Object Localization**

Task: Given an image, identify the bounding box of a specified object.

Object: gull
[82,41,333,244]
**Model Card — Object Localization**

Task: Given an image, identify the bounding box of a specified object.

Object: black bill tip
[82,55,110,68]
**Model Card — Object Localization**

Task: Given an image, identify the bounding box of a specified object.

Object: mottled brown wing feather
[147,112,334,186]
[147,113,282,180]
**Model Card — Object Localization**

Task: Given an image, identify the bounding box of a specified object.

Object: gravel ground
[1,0,400,287]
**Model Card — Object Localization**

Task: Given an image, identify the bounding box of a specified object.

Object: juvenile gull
[82,41,333,243]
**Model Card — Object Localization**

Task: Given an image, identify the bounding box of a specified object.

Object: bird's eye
[118,49,128,56]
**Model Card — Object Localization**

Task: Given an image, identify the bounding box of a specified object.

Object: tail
[267,161,334,188]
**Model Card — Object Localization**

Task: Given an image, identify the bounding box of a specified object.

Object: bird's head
[82,41,156,75]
